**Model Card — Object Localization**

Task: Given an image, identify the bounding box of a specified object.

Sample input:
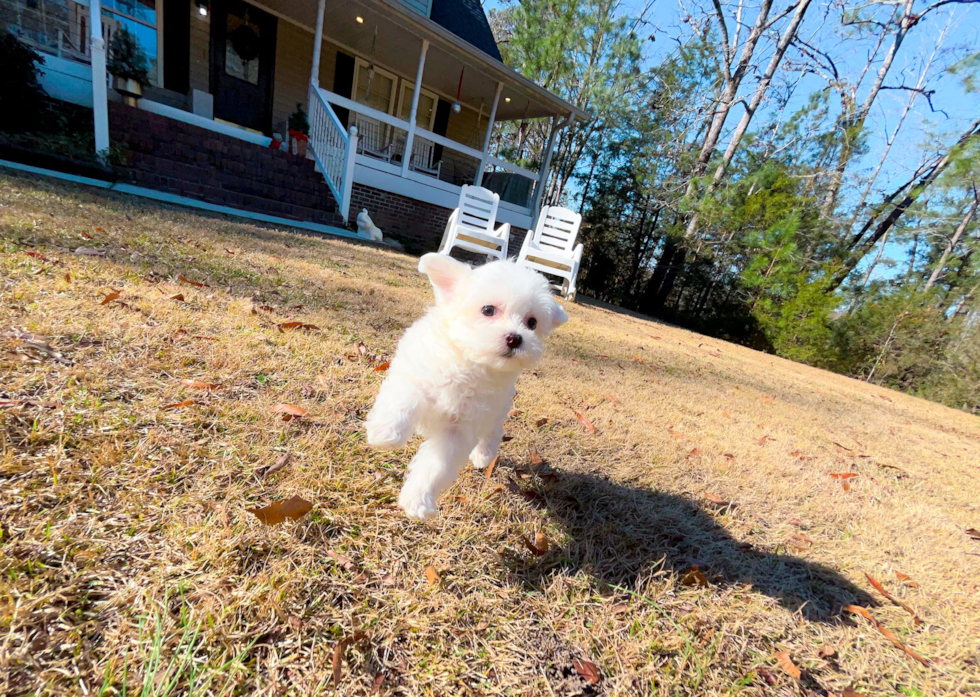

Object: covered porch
[4,0,585,234]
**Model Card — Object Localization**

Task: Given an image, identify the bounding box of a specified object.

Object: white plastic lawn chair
[516,205,584,301]
[438,185,511,261]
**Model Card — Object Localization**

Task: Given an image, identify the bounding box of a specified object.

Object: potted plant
[107,28,150,107]
[288,103,309,157]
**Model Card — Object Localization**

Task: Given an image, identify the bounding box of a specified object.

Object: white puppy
[365,253,568,520]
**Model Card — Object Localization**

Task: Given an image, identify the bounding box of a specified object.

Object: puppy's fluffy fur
[365,253,568,520]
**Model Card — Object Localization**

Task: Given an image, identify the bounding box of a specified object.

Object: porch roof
[265,0,590,122]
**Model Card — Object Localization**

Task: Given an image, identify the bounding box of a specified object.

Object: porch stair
[108,103,348,229]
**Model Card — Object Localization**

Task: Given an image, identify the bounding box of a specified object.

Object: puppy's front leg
[365,376,424,449]
[469,404,509,470]
[399,428,475,520]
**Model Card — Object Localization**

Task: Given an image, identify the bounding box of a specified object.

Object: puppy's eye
[527,317,537,330]
[481,305,496,317]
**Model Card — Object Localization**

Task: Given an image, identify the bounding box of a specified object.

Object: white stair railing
[308,83,358,223]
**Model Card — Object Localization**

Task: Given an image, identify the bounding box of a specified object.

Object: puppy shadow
[500,469,874,621]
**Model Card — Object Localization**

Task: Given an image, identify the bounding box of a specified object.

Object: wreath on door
[229,23,261,63]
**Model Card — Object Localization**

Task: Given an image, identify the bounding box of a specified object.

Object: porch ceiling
[261,0,588,122]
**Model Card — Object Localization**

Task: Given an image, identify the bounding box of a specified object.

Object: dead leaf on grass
[247,495,313,525]
[260,452,291,480]
[520,532,549,557]
[817,645,837,659]
[572,658,600,685]
[163,399,204,410]
[895,572,919,587]
[572,409,595,433]
[373,361,390,372]
[279,321,320,331]
[528,447,544,466]
[484,484,504,499]
[866,573,922,625]
[775,651,801,680]
[703,493,731,507]
[829,473,859,480]
[178,274,210,287]
[100,289,121,305]
[843,605,931,666]
[179,379,224,391]
[169,293,185,302]
[680,566,708,587]
[758,435,771,445]
[965,528,980,541]
[604,393,622,407]
[535,417,548,428]
[689,448,701,458]
[508,409,524,418]
[484,457,498,479]
[271,404,308,421]
[425,566,441,585]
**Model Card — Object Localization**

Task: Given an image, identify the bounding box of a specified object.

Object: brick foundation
[350,183,527,256]
[108,102,346,228]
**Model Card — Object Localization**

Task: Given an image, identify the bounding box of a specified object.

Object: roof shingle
[428,0,503,62]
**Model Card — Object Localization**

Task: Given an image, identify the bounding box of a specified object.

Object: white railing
[308,84,358,222]
[315,88,539,211]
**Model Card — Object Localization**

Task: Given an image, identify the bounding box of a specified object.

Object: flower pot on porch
[288,130,308,158]
[113,76,143,107]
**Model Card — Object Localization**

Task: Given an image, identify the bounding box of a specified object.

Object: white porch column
[474,81,503,187]
[532,116,561,214]
[400,39,429,176]
[89,0,110,156]
[309,0,326,102]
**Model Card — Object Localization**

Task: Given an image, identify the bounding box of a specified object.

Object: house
[2,0,588,251]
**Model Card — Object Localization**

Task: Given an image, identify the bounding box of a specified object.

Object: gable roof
[428,0,503,62]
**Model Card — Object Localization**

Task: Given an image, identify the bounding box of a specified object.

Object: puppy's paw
[469,443,497,470]
[365,414,412,450]
[398,484,439,521]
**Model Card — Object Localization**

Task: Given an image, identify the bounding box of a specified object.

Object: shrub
[288,104,309,134]
[0,31,47,133]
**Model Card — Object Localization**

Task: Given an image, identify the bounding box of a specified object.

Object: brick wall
[108,102,345,227]
[350,183,527,257]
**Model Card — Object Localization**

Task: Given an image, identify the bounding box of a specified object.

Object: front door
[210,0,277,133]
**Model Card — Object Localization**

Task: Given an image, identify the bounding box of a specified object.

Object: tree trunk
[924,197,978,292]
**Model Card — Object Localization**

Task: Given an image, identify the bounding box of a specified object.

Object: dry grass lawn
[2,171,980,697]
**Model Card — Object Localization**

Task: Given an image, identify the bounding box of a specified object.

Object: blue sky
[487,0,980,278]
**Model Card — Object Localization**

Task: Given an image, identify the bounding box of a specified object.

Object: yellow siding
[188,10,210,94]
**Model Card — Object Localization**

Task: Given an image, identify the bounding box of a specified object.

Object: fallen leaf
[74,246,106,256]
[63,273,71,282]
[247,495,313,525]
[371,673,386,693]
[775,651,801,680]
[453,496,469,503]
[484,484,504,499]
[817,645,837,659]
[703,493,730,507]
[373,361,390,372]
[865,573,922,625]
[829,473,859,480]
[178,274,210,287]
[689,448,701,457]
[790,533,813,548]
[332,640,344,687]
[520,533,549,557]
[327,550,356,570]
[760,396,775,404]
[260,452,291,480]
[163,399,203,410]
[756,667,778,686]
[179,379,224,391]
[572,658,600,685]
[425,566,440,585]
[169,293,185,302]
[271,404,308,421]
[100,289,121,305]
[604,393,622,407]
[966,528,980,541]
[843,605,931,666]
[508,409,524,418]
[535,417,548,428]
[680,567,708,587]
[758,435,771,445]
[572,409,595,433]
[279,321,320,331]
[895,571,919,588]
[484,457,497,479]
[878,463,909,478]
[528,447,544,466]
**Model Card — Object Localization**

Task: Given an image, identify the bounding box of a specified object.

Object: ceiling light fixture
[504,97,511,102]
[356,16,364,23]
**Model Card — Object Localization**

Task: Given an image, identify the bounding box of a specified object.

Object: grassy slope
[1,171,978,696]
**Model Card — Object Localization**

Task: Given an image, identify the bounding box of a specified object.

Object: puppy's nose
[505,333,523,349]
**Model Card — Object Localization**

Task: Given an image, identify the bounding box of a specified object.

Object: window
[397,82,437,131]
[100,0,160,85]
[352,58,397,115]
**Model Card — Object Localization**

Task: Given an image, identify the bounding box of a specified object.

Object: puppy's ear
[418,253,471,305]
[550,298,569,327]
